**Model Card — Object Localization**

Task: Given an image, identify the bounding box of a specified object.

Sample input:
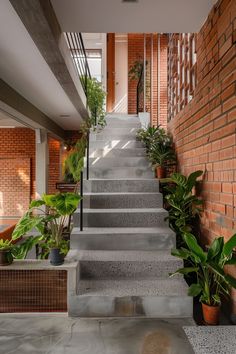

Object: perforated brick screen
[0,270,67,312]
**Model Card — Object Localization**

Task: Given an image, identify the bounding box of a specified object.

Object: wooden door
[106,33,115,112]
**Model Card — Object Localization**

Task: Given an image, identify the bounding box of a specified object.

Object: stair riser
[89,141,144,149]
[70,233,175,251]
[84,180,159,193]
[83,194,162,209]
[87,157,150,168]
[89,148,146,158]
[73,211,168,227]
[86,168,154,179]
[69,296,193,318]
[79,260,182,279]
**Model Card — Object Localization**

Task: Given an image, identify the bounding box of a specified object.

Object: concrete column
[35,129,48,198]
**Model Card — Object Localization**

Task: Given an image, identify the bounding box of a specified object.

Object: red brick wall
[48,136,61,194]
[0,128,35,216]
[128,33,168,127]
[128,33,144,115]
[169,0,236,245]
[159,35,168,128]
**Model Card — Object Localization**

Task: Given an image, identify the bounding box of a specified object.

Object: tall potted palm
[12,192,81,266]
[170,232,236,325]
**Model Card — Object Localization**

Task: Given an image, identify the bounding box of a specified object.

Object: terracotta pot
[202,303,220,325]
[0,249,13,266]
[156,166,166,179]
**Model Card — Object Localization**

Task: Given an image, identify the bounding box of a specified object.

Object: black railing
[136,64,144,114]
[65,32,92,232]
[65,32,91,97]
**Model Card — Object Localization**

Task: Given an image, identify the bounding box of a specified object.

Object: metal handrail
[65,32,92,232]
[65,32,91,97]
[136,64,144,114]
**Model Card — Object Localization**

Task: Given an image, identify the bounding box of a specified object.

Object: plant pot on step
[202,303,220,325]
[156,166,166,179]
[49,248,64,266]
[0,249,13,266]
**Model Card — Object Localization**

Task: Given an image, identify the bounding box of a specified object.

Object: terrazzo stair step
[84,179,159,193]
[90,128,139,139]
[93,127,139,135]
[89,148,146,158]
[90,134,139,141]
[85,166,154,179]
[83,192,162,209]
[87,157,150,168]
[89,140,144,149]
[70,227,175,250]
[68,250,182,279]
[73,208,168,227]
[69,278,192,317]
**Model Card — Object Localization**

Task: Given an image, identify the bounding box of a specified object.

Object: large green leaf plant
[170,232,236,306]
[164,170,203,237]
[12,192,81,256]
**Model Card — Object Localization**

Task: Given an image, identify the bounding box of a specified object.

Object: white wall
[82,33,107,93]
[114,34,128,113]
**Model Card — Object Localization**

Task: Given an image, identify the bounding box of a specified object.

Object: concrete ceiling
[51,0,216,33]
[0,0,82,130]
[0,110,25,128]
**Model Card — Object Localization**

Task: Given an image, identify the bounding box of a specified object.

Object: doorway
[114,34,128,113]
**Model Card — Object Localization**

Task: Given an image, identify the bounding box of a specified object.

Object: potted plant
[12,192,81,266]
[170,232,236,325]
[0,236,42,266]
[0,239,13,266]
[164,170,203,245]
[148,133,176,179]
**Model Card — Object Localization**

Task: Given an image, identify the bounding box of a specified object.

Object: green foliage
[63,136,86,183]
[12,192,81,253]
[86,77,106,129]
[170,232,236,306]
[136,125,176,170]
[12,236,44,259]
[0,239,13,251]
[128,59,143,81]
[148,140,176,168]
[164,170,203,237]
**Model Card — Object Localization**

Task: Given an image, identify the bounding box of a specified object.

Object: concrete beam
[9,0,89,121]
[0,79,65,139]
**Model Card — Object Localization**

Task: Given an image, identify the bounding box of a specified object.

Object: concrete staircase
[68,114,192,318]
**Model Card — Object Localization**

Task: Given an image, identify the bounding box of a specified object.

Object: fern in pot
[12,192,81,266]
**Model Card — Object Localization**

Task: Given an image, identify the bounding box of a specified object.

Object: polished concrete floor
[0,315,195,354]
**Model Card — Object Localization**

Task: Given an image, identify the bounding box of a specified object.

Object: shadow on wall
[0,158,31,217]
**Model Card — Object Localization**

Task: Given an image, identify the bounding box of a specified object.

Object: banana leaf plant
[170,232,236,306]
[12,192,81,256]
[164,170,203,238]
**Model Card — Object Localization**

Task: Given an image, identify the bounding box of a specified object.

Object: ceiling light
[60,114,70,118]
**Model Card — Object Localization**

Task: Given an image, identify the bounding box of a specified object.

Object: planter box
[56,182,78,193]
[0,259,79,313]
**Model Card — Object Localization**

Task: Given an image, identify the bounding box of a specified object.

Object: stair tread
[77,278,189,297]
[78,208,167,213]
[83,192,161,195]
[72,226,174,235]
[68,249,179,262]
